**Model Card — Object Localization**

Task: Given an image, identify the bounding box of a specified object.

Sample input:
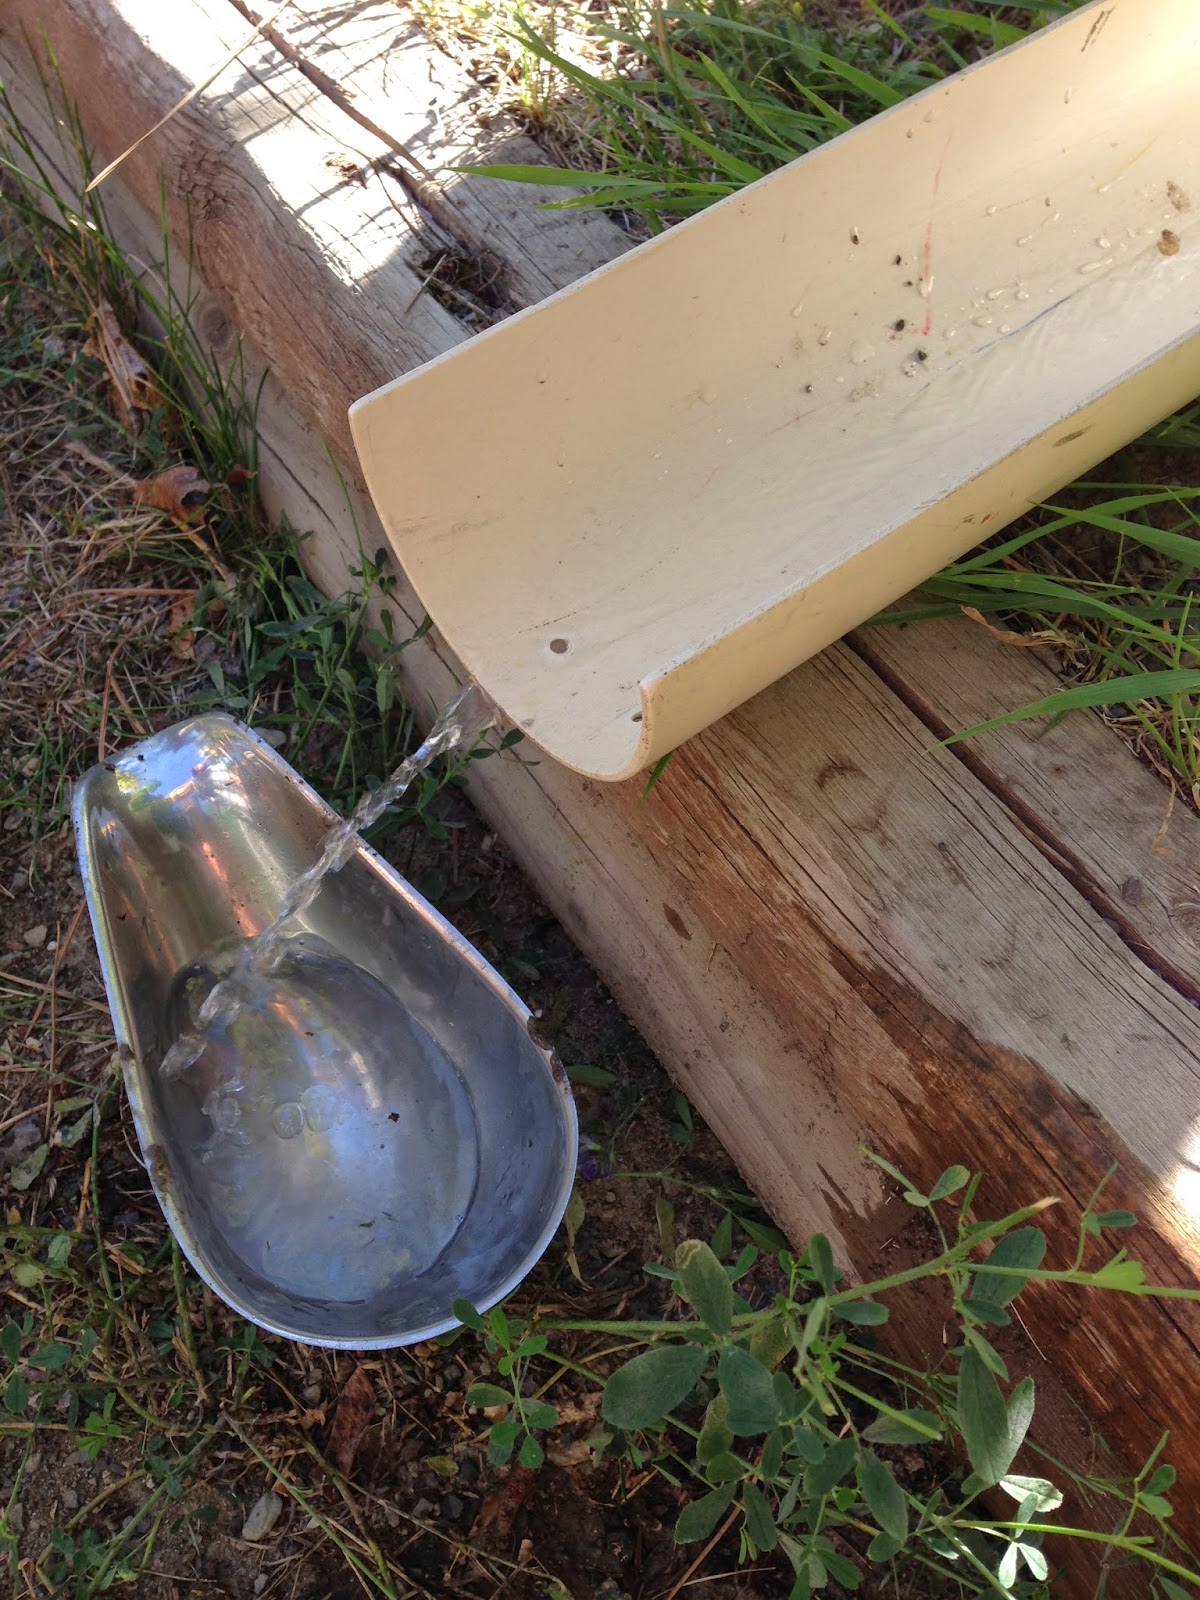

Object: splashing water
[159,682,497,1084]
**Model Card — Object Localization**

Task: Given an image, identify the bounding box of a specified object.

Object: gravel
[240,1490,284,1542]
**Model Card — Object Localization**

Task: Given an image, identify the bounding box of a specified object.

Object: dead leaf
[551,1393,601,1426]
[165,590,201,660]
[546,1438,592,1469]
[1152,787,1176,853]
[84,301,159,432]
[960,606,1062,649]
[473,1463,536,1539]
[225,463,256,488]
[133,464,210,525]
[326,1365,376,1478]
[324,151,367,187]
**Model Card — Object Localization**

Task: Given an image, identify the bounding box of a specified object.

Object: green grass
[463,0,1200,799]
[466,2,1094,226]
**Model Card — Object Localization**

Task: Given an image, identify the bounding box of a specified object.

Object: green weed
[455,1303,563,1470]
[870,485,1200,791]
[464,1157,1200,1596]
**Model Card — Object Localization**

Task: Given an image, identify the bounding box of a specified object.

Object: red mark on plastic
[688,463,724,505]
[767,406,820,438]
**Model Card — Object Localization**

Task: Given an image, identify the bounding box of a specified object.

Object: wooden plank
[7,0,1200,1554]
[220,0,630,305]
[858,617,1200,1001]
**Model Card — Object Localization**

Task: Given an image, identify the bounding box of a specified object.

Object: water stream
[160,681,497,1090]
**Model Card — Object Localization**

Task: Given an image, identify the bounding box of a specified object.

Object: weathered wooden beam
[6,0,1200,1560]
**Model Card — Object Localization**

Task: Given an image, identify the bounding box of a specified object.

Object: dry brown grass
[0,212,237,857]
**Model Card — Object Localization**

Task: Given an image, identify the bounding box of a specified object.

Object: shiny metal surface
[73,715,577,1348]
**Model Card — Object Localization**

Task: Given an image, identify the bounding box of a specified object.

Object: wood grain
[857,617,1200,1001]
[7,0,1200,1564]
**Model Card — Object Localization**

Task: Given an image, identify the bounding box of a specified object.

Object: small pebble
[411,1497,434,1519]
[9,871,27,891]
[254,1577,268,1596]
[241,1490,284,1542]
[258,727,287,749]
[23,924,47,947]
[61,1488,79,1511]
[301,1383,322,1404]
[441,1493,464,1521]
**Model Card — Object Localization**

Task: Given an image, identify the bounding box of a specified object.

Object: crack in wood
[410,241,511,328]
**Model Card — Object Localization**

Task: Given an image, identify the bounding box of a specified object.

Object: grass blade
[939,669,1200,746]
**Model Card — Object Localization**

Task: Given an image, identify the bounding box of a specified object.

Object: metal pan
[74,714,577,1348]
